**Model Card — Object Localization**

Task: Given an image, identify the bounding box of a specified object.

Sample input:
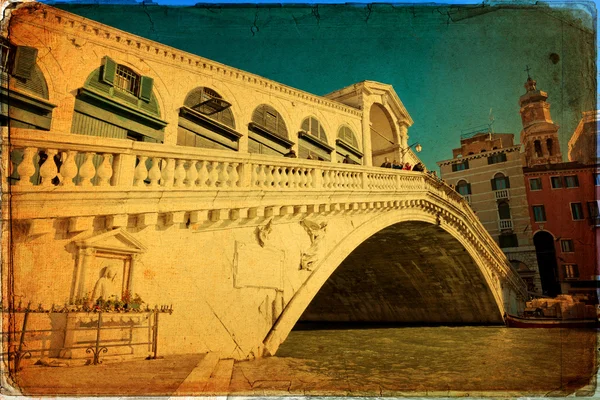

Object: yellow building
[437,132,540,293]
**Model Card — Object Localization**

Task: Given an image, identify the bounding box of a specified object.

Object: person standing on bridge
[380,157,392,168]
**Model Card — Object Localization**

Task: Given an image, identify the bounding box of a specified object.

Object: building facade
[520,78,598,297]
[437,133,540,293]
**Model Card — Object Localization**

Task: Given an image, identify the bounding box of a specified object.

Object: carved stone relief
[299,218,328,271]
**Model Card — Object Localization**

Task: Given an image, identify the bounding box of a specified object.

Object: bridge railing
[4,129,431,194]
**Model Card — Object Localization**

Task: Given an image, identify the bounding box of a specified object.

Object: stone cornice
[11,2,362,118]
[436,145,521,167]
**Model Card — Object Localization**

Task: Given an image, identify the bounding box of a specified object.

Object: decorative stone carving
[256,218,273,248]
[91,265,119,301]
[299,218,328,271]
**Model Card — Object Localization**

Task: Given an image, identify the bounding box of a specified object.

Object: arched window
[248,104,293,156]
[491,172,510,190]
[534,140,543,157]
[299,117,333,161]
[178,87,240,150]
[1,41,55,130]
[481,149,487,153]
[456,180,471,196]
[498,201,511,220]
[72,56,165,142]
[546,138,553,156]
[336,125,362,164]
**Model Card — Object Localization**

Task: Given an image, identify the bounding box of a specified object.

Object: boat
[505,294,598,329]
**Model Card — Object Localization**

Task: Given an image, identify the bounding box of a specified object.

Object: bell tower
[519,68,562,167]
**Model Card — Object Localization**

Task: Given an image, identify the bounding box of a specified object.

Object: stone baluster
[160,158,175,187]
[96,153,114,187]
[60,150,78,187]
[271,166,281,188]
[15,147,38,186]
[197,160,209,187]
[297,168,306,188]
[133,156,148,187]
[249,163,258,188]
[39,149,59,187]
[148,157,162,187]
[229,162,240,187]
[258,164,267,188]
[322,170,330,188]
[208,161,219,187]
[79,152,97,187]
[304,168,312,188]
[187,160,199,187]
[280,167,289,188]
[173,159,186,187]
[218,162,230,187]
[265,165,274,188]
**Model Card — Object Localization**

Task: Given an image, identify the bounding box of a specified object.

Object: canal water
[231,326,597,396]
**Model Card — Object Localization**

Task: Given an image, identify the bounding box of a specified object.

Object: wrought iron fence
[1,305,173,371]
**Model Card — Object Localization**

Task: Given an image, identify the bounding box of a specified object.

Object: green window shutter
[12,46,38,79]
[505,176,511,188]
[491,179,497,191]
[467,183,472,194]
[101,56,117,85]
[139,75,154,102]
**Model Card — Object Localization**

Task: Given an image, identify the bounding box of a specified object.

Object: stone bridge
[3,128,527,360]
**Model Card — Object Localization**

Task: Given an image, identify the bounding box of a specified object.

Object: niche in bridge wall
[70,229,147,304]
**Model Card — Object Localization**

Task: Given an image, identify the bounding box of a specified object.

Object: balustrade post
[15,147,37,186]
[361,171,368,190]
[239,162,252,188]
[39,149,59,187]
[148,157,162,187]
[160,158,175,187]
[111,154,136,188]
[79,152,97,187]
[313,166,323,189]
[96,154,114,187]
[133,156,149,187]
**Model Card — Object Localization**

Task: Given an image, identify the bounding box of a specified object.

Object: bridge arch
[263,204,515,357]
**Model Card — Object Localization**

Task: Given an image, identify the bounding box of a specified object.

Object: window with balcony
[533,205,546,222]
[564,175,579,188]
[563,264,579,279]
[336,126,363,164]
[0,40,55,130]
[529,178,542,191]
[72,57,165,142]
[299,117,333,161]
[491,173,510,191]
[177,87,240,150]
[570,202,584,220]
[487,153,507,165]
[560,239,574,253]
[550,176,563,188]
[499,233,518,248]
[248,104,293,156]
[498,201,511,220]
[452,160,469,172]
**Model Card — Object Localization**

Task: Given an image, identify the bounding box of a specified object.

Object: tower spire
[524,65,532,80]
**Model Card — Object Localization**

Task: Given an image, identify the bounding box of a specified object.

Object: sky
[47,1,597,170]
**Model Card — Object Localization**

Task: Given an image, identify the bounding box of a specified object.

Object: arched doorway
[369,103,397,167]
[533,231,560,296]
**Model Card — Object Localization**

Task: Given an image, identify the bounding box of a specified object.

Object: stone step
[204,359,235,394]
[173,352,220,395]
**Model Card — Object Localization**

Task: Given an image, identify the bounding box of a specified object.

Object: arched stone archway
[533,231,560,296]
[262,206,519,357]
[369,103,397,167]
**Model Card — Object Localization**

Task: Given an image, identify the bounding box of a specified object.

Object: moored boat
[504,313,597,328]
[505,294,598,328]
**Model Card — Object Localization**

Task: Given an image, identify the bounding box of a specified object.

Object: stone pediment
[324,80,413,126]
[75,228,147,254]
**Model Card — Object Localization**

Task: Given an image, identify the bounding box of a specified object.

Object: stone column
[361,102,373,166]
[398,123,409,163]
[128,253,140,296]
[74,247,96,302]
